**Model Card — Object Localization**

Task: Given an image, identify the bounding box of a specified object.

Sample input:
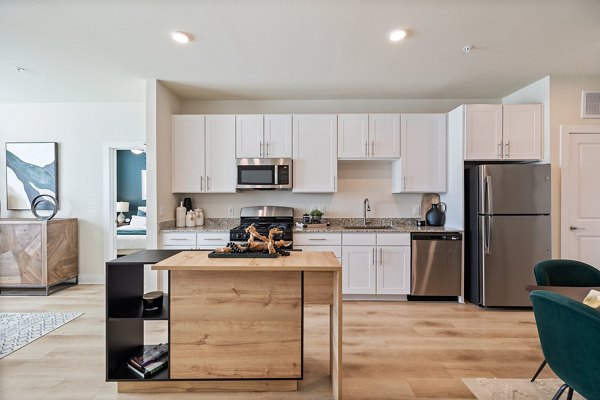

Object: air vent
[581,90,600,118]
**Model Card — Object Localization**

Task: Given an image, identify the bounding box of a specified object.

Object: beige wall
[550,75,600,256]
[0,102,145,282]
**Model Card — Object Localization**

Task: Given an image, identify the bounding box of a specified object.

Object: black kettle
[425,202,447,226]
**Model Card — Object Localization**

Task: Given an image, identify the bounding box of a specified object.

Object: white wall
[146,80,182,248]
[182,98,499,115]
[549,75,600,256]
[0,102,145,282]
[181,161,421,219]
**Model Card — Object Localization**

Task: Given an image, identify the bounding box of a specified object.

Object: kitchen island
[112,250,342,399]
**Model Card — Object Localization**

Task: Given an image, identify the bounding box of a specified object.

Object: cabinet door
[376,246,410,294]
[338,114,369,159]
[292,114,338,192]
[342,246,376,294]
[502,104,542,160]
[172,115,205,193]
[264,114,292,158]
[464,105,503,160]
[236,115,263,158]
[369,114,400,158]
[205,115,236,193]
[399,114,447,193]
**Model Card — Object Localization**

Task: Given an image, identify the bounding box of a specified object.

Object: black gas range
[229,206,294,242]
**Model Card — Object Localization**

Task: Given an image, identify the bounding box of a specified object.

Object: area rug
[463,378,585,400]
[0,312,82,359]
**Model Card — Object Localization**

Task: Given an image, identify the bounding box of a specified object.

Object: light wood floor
[0,285,554,399]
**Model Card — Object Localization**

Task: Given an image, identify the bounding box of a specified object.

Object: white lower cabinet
[294,232,342,263]
[342,233,411,295]
[161,232,229,250]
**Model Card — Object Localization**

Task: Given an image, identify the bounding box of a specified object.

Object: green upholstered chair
[530,259,600,382]
[530,290,600,400]
[534,259,600,287]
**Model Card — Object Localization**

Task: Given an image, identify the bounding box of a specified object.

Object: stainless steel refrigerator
[465,164,551,307]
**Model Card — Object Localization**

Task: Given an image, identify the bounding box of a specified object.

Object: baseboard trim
[343,294,408,301]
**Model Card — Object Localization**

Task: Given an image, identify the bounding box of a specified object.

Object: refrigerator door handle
[487,216,493,254]
[485,175,493,215]
[482,215,492,255]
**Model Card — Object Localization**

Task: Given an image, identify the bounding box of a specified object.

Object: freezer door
[478,164,551,215]
[480,214,551,307]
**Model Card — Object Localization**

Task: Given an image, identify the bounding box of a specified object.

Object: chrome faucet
[363,198,371,225]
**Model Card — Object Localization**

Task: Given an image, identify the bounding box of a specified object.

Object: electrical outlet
[159,205,165,217]
[412,205,421,216]
[227,206,234,217]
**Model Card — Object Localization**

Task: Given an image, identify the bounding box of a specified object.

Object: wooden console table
[0,218,78,295]
[105,250,342,399]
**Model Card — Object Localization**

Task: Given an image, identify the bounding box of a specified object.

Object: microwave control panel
[277,165,290,184]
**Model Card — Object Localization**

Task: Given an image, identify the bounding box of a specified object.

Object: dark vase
[183,197,193,211]
[425,202,447,226]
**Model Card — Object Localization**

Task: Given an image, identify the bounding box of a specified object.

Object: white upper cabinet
[205,115,236,193]
[292,114,338,193]
[338,114,400,159]
[338,114,369,158]
[264,114,292,158]
[235,114,292,158]
[235,115,264,159]
[464,104,542,161]
[392,113,447,193]
[172,115,206,193]
[369,114,401,158]
[502,104,543,160]
[464,105,503,160]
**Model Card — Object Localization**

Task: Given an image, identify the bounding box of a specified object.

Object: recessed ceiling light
[389,29,407,42]
[171,31,191,44]
[12,66,26,72]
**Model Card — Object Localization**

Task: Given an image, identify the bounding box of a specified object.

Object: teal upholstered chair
[530,259,600,382]
[530,290,600,400]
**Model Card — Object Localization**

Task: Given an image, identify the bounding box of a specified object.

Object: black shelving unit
[105,250,180,382]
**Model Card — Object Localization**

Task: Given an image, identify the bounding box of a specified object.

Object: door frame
[559,124,600,258]
[102,141,145,263]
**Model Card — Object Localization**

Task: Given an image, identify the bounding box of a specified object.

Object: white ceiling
[2,0,600,103]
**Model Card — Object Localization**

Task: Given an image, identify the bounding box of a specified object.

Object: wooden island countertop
[153,250,341,272]
[137,250,343,400]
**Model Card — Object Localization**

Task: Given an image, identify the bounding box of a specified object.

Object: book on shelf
[130,343,168,368]
[127,355,168,378]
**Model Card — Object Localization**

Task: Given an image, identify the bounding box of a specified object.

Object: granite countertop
[293,224,462,233]
[159,218,462,234]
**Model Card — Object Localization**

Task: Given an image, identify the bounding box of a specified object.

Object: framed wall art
[5,142,58,210]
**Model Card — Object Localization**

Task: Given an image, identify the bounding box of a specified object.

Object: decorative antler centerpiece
[215,223,292,256]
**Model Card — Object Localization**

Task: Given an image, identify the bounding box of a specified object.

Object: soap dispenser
[176,201,186,228]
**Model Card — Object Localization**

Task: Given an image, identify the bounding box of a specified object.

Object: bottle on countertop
[176,201,186,228]
[185,211,196,227]
[195,208,204,226]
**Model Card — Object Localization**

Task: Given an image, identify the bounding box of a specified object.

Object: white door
[292,114,338,192]
[464,104,503,160]
[264,114,292,158]
[337,114,369,158]
[502,104,543,160]
[369,114,400,158]
[172,115,205,193]
[400,113,447,193]
[342,246,376,294]
[561,128,600,268]
[376,246,411,294]
[236,114,264,158]
[205,115,236,193]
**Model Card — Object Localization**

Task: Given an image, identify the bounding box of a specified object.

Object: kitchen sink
[343,225,395,230]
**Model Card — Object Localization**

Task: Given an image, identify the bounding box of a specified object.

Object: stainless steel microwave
[236,158,292,190]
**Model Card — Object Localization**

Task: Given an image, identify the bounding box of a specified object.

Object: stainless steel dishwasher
[411,233,462,296]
